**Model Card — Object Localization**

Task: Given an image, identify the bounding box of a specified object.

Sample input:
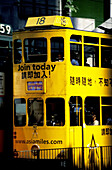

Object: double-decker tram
[13,16,112,168]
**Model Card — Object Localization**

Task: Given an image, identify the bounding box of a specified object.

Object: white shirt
[93,120,99,125]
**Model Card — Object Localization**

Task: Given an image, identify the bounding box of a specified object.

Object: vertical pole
[82,98,85,169]
[59,0,62,16]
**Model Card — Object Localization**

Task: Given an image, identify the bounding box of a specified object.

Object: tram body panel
[13,127,68,151]
[69,127,82,147]
[68,66,112,96]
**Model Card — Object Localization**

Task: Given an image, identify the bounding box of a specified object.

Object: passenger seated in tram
[57,53,64,62]
[71,52,79,66]
[92,114,99,125]
[106,113,112,125]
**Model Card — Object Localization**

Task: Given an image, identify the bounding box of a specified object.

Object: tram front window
[14,98,26,126]
[46,98,65,126]
[24,38,47,63]
[69,96,82,126]
[51,37,64,62]
[85,97,100,125]
[14,39,22,64]
[28,99,43,126]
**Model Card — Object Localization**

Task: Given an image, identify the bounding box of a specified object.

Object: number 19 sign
[0,23,12,35]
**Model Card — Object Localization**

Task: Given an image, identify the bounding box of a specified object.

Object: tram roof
[13,16,112,37]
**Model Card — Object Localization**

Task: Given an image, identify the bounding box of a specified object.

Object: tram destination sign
[27,81,43,91]
[0,23,12,35]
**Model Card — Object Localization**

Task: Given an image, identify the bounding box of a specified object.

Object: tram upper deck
[13,16,112,98]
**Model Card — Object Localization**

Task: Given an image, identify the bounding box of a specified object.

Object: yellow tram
[13,16,112,168]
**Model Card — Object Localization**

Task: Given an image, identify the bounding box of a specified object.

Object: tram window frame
[85,97,100,126]
[101,46,112,68]
[69,96,82,126]
[51,37,64,62]
[28,98,44,126]
[46,98,65,126]
[14,98,26,126]
[102,97,112,125]
[84,45,99,67]
[14,39,22,64]
[24,38,47,63]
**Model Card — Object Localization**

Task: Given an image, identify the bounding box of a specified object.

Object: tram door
[69,96,82,147]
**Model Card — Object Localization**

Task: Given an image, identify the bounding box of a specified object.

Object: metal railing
[14,146,112,169]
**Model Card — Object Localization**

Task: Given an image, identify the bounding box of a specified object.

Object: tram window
[24,38,47,63]
[70,35,82,42]
[102,106,112,125]
[102,97,112,125]
[14,98,26,126]
[46,98,65,126]
[51,37,64,62]
[101,47,112,68]
[84,36,99,44]
[84,45,99,67]
[85,97,100,125]
[28,99,43,126]
[70,44,82,66]
[102,97,112,105]
[14,39,22,64]
[69,96,82,126]
[101,38,112,46]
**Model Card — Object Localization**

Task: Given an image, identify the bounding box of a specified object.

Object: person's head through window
[92,114,99,125]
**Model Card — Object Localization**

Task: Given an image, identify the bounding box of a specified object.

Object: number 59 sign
[0,23,12,35]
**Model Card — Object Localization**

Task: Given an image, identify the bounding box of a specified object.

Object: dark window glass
[51,37,64,62]
[46,98,65,126]
[85,97,100,125]
[84,36,99,44]
[14,39,22,64]
[70,44,82,66]
[101,47,112,68]
[102,106,112,125]
[28,98,43,126]
[102,97,112,105]
[14,98,26,126]
[101,38,112,46]
[69,96,82,126]
[102,97,112,125]
[24,38,47,63]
